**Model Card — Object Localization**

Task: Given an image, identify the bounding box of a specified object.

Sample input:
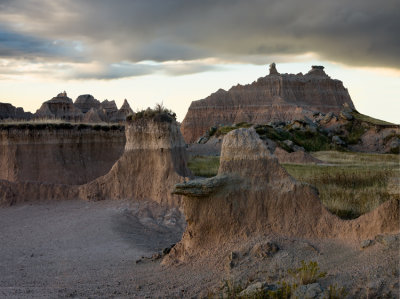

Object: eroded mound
[168,128,399,263]
[79,118,193,207]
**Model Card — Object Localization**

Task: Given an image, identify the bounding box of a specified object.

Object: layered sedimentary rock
[23,92,134,123]
[0,180,79,206]
[74,94,101,113]
[0,124,125,185]
[168,128,399,262]
[181,64,355,143]
[35,92,83,121]
[0,103,32,120]
[79,116,193,207]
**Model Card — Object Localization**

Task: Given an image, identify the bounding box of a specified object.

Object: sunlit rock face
[181,64,355,143]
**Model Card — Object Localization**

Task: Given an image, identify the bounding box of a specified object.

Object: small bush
[325,284,348,299]
[288,260,327,285]
[128,103,176,123]
[267,281,297,299]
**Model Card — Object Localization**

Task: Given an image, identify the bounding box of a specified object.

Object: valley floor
[0,199,398,298]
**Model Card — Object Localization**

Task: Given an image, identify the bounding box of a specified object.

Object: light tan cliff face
[167,128,399,263]
[79,118,192,207]
[181,66,355,143]
[0,126,125,185]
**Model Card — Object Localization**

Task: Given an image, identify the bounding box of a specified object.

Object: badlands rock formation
[0,115,192,207]
[74,94,101,113]
[181,64,355,143]
[0,124,125,184]
[36,92,83,121]
[79,116,193,207]
[8,92,135,123]
[169,128,399,261]
[0,103,33,120]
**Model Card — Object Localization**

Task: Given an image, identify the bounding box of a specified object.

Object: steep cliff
[0,124,125,185]
[79,116,193,207]
[181,64,355,143]
[168,128,398,262]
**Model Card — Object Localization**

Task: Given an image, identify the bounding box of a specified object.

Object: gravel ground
[0,199,196,298]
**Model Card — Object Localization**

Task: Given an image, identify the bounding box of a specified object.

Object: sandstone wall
[181,66,355,143]
[0,125,125,185]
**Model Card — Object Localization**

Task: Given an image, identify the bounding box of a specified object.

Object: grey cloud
[68,61,220,80]
[0,27,86,61]
[0,0,399,76]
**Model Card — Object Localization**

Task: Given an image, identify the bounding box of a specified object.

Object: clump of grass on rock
[127,103,176,123]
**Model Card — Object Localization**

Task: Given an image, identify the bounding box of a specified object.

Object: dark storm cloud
[0,0,399,79]
[0,28,85,60]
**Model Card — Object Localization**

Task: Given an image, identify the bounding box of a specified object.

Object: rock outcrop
[8,92,135,123]
[79,116,193,207]
[74,94,101,113]
[167,128,399,262]
[35,92,83,121]
[181,64,355,143]
[0,103,33,120]
[0,124,125,185]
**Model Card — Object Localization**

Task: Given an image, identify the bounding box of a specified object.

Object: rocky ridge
[1,92,134,123]
[192,103,400,156]
[181,64,356,143]
[0,103,33,120]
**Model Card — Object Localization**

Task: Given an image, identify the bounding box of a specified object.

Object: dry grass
[0,118,112,126]
[187,155,220,177]
[284,151,399,219]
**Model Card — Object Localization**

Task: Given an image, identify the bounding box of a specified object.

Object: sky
[0,0,399,123]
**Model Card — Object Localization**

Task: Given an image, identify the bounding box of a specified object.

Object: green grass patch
[291,130,332,151]
[351,111,396,126]
[283,163,398,219]
[187,155,220,177]
[214,122,253,137]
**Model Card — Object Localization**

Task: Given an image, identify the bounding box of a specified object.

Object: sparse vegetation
[351,111,396,126]
[283,163,397,219]
[287,260,327,285]
[127,103,177,122]
[267,281,297,299]
[325,284,348,299]
[0,120,123,131]
[210,122,253,137]
[187,155,220,177]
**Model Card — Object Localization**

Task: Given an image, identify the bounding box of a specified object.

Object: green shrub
[287,260,327,285]
[267,281,297,299]
[325,284,348,299]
